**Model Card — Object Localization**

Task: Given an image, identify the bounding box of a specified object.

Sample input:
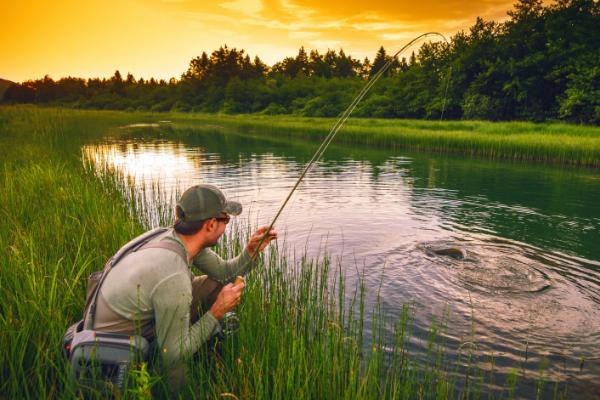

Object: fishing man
[91,184,277,390]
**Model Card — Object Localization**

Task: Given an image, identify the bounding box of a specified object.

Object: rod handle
[234,276,245,286]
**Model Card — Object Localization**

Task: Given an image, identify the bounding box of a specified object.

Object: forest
[2,0,599,123]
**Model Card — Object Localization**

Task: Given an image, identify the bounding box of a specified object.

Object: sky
[1,0,520,83]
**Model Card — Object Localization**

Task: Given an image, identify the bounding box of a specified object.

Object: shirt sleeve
[192,248,254,283]
[151,271,220,390]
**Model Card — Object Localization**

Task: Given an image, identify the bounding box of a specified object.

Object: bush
[559,64,600,124]
[355,94,395,118]
[261,103,287,115]
[150,100,173,112]
[462,92,498,120]
[171,100,191,112]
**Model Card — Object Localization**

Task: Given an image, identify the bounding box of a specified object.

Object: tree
[111,70,124,95]
[183,52,210,80]
[295,46,310,76]
[253,56,268,77]
[310,50,330,77]
[5,1,599,123]
[271,47,311,77]
[4,83,35,103]
[333,49,359,78]
[35,75,56,102]
[360,57,371,79]
[370,46,388,77]
[559,56,600,123]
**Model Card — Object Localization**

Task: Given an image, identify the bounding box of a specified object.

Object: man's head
[174,184,242,244]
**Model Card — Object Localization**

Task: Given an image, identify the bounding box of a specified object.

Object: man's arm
[192,226,277,283]
[151,272,220,390]
[192,248,253,283]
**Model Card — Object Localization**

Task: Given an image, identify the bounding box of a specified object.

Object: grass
[0,105,574,399]
[5,105,600,167]
[169,113,600,167]
[0,106,149,399]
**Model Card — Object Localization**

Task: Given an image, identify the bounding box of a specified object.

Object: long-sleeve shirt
[94,228,253,389]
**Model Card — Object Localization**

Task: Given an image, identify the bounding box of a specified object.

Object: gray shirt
[94,228,253,388]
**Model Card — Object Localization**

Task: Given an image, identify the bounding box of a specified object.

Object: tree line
[3,0,599,123]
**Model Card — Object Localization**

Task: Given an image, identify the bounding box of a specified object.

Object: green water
[85,122,600,398]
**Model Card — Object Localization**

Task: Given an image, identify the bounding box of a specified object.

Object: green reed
[0,106,148,399]
[171,113,600,167]
[0,105,572,399]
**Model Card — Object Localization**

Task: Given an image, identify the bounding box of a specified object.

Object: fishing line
[440,66,452,121]
[252,32,449,255]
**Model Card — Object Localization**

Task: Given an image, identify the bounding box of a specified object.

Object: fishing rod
[252,32,449,257]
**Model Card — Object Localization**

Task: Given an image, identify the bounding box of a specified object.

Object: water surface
[83,123,600,398]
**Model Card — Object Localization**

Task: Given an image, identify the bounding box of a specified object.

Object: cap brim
[223,200,242,216]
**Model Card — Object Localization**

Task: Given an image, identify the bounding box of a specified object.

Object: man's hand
[246,226,278,257]
[209,281,245,320]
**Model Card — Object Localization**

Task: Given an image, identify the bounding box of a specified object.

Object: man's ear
[204,218,217,233]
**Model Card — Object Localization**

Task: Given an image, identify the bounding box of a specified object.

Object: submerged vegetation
[3,0,599,124]
[0,106,579,398]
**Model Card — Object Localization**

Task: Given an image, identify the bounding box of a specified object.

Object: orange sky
[1,0,520,83]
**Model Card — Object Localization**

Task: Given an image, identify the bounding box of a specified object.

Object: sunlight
[83,141,199,187]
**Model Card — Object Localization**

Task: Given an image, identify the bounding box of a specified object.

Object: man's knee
[191,276,223,321]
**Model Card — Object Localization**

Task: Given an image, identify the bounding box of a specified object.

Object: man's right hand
[209,281,245,320]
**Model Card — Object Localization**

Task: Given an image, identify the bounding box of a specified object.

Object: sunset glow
[2,0,519,82]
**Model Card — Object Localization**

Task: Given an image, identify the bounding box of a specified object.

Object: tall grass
[171,113,600,167]
[0,106,149,398]
[0,105,571,399]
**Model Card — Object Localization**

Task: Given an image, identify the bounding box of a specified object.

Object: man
[92,184,277,390]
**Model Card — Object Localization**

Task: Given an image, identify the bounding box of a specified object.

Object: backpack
[62,227,187,392]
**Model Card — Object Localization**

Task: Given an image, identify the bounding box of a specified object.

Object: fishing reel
[220,311,240,336]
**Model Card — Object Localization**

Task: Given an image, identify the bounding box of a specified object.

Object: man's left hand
[246,226,278,257]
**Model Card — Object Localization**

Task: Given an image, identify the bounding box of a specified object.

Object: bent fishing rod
[252,32,449,257]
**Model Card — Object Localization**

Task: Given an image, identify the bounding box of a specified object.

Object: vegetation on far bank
[171,112,600,167]
[3,105,599,168]
[2,0,599,124]
[0,105,574,399]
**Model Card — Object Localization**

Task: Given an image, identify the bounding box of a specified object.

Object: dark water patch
[420,241,468,260]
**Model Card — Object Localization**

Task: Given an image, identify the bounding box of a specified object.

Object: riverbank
[4,105,600,167]
[171,113,600,168]
[0,106,573,398]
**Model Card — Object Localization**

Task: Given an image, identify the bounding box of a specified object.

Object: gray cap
[176,184,242,222]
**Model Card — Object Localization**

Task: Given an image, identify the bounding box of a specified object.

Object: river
[83,121,600,398]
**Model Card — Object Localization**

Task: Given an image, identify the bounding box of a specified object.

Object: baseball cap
[176,184,242,222]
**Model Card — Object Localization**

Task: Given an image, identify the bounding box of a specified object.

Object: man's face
[205,215,229,247]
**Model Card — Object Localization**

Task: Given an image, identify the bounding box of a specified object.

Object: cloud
[146,0,518,64]
[289,31,320,39]
[3,0,524,81]
[308,39,343,49]
[380,32,417,41]
[221,0,263,16]
[279,0,512,24]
